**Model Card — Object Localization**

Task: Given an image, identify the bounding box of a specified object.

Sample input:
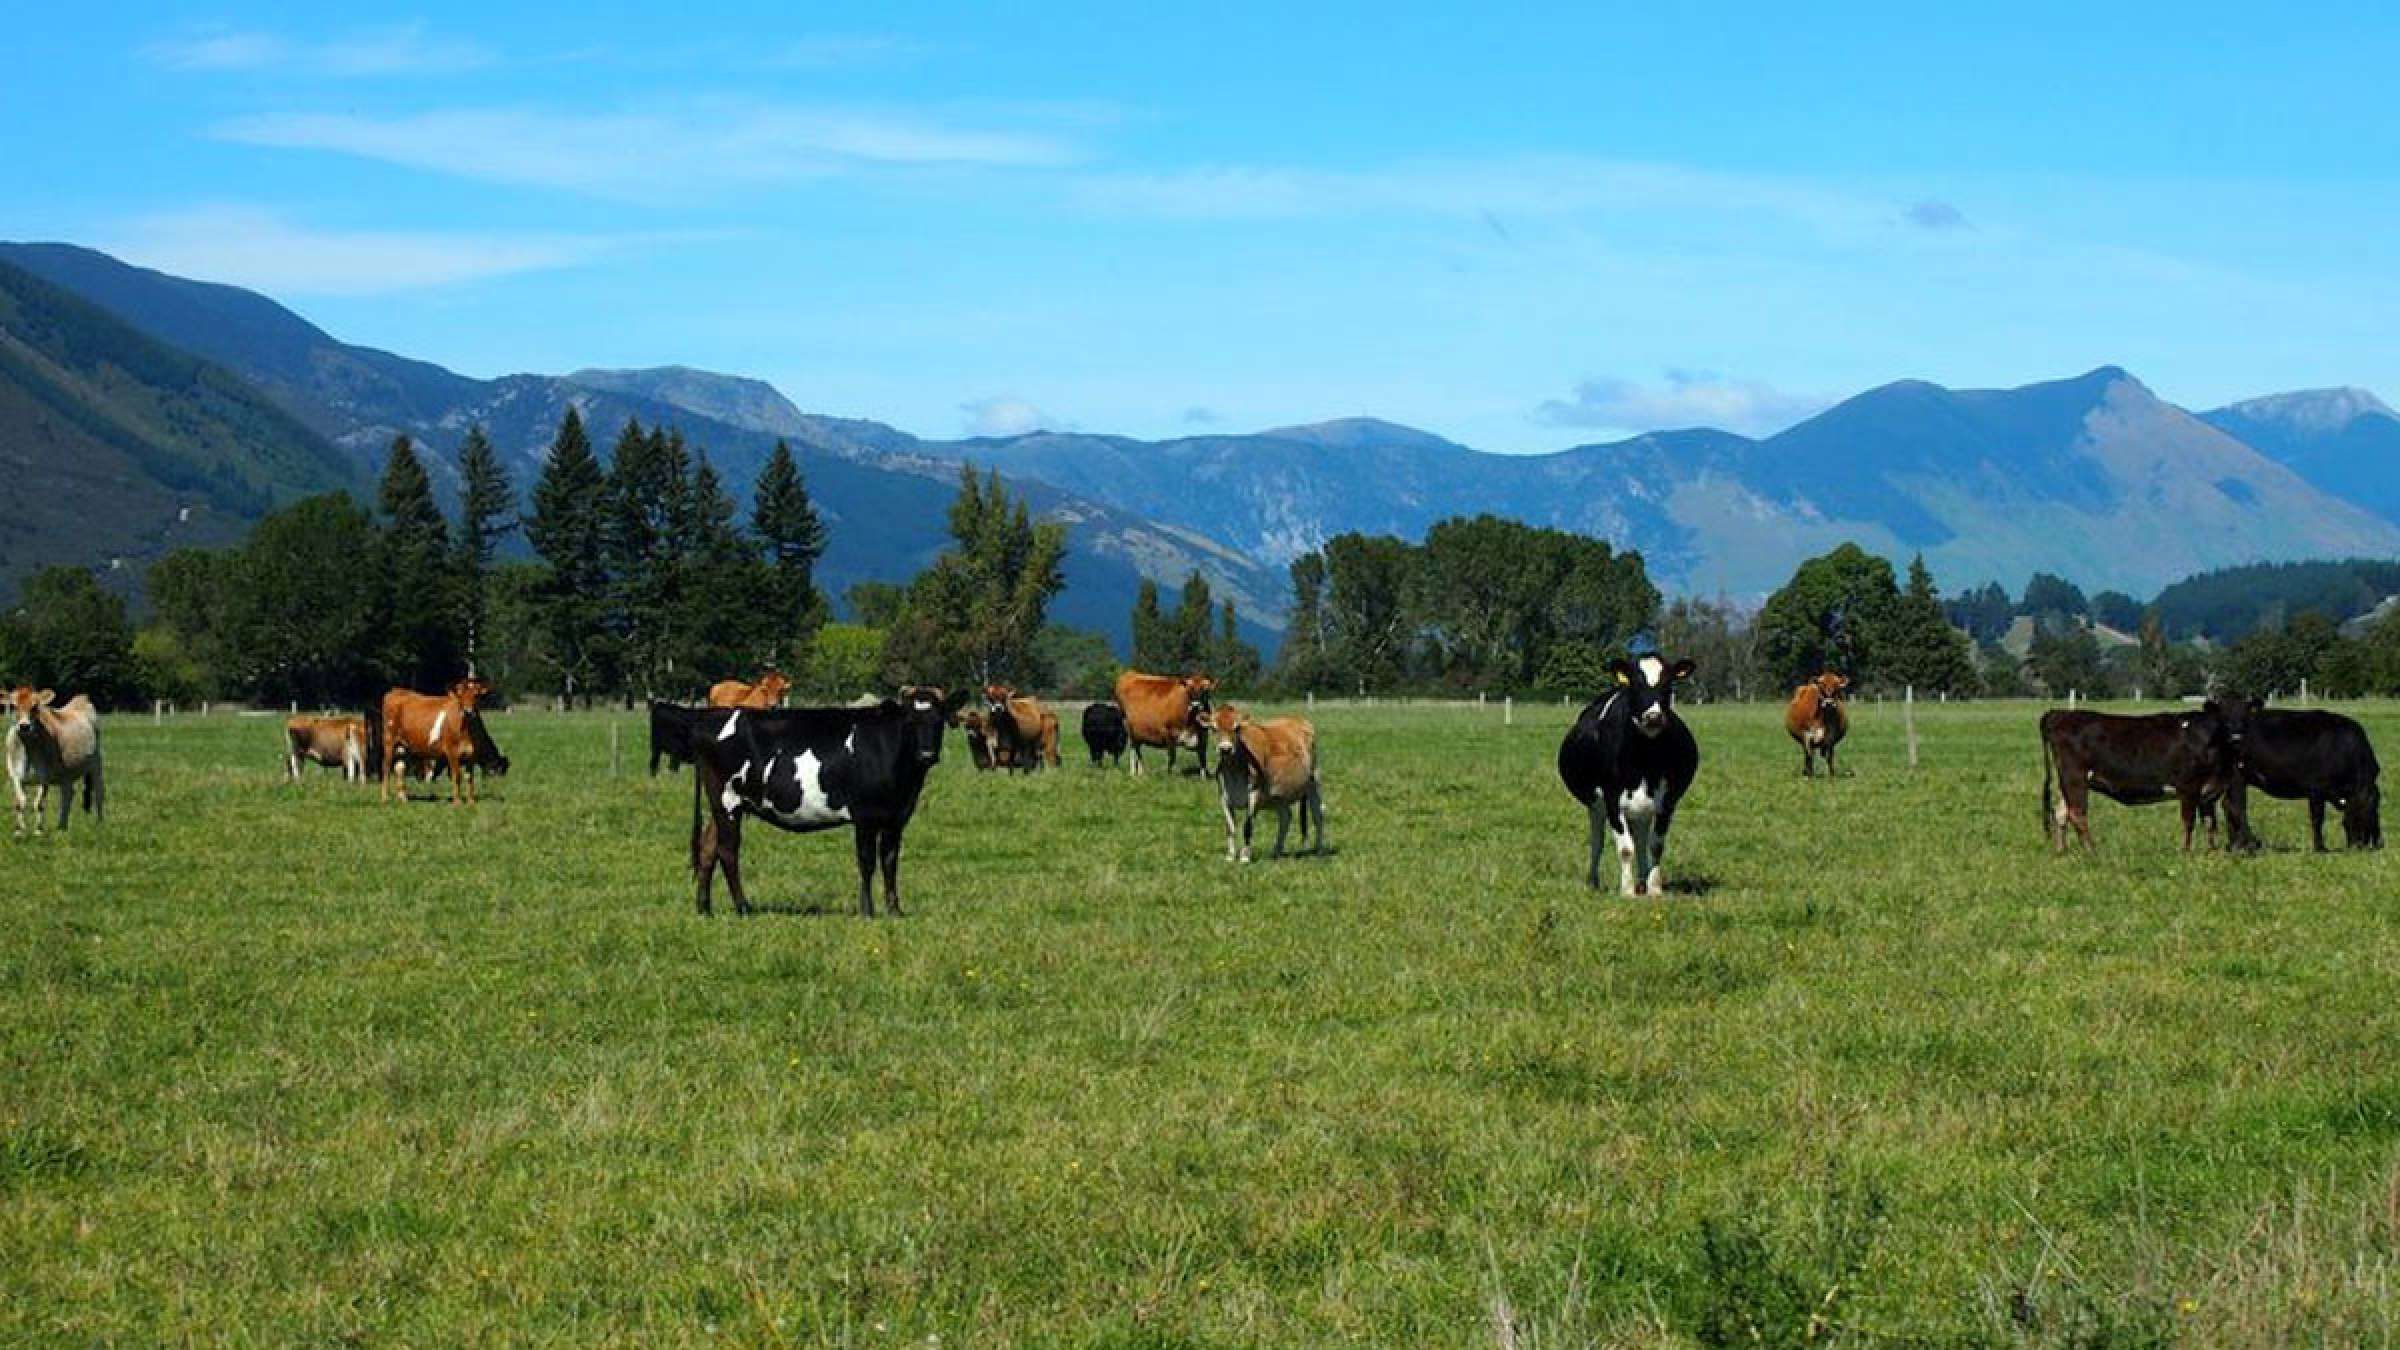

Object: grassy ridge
[4,699,2398,1345]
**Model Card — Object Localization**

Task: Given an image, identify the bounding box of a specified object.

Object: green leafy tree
[1754,543,1901,690]
[2020,572,2090,625]
[525,408,611,704]
[453,424,514,673]
[2089,590,2144,633]
[1877,555,1978,695]
[2027,625,2114,698]
[1656,595,1758,702]
[1320,534,1418,692]
[376,434,460,689]
[1277,553,1332,690]
[225,494,390,706]
[0,567,137,705]
[145,549,236,699]
[845,581,907,630]
[751,439,829,652]
[882,466,1066,687]
[805,622,888,698]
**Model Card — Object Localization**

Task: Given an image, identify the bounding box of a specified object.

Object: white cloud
[214,102,1082,198]
[142,23,494,77]
[1535,370,1827,436]
[1905,199,1971,231]
[960,397,1070,437]
[103,206,631,296]
[1070,155,1875,231]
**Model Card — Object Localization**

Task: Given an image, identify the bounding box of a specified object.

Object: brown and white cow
[1113,670,1215,775]
[286,714,367,782]
[1210,705,1324,862]
[1784,672,1849,777]
[7,687,102,835]
[2040,703,2252,852]
[955,707,1002,771]
[708,670,790,710]
[982,686,1061,772]
[380,678,491,805]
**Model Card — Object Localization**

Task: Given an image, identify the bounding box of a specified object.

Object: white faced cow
[1558,656,1698,896]
[8,687,103,836]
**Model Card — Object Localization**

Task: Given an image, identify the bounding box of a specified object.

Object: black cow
[689,686,968,917]
[1558,656,1700,895]
[650,700,699,775]
[2039,704,2252,852]
[2214,698,2381,850]
[1081,701,1128,768]
[406,708,510,784]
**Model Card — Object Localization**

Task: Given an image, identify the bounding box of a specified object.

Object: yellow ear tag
[1614,670,1630,685]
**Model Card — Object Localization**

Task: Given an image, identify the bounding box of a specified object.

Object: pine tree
[1171,572,1215,671]
[604,420,694,694]
[1130,579,1168,670]
[526,408,610,703]
[684,452,773,677]
[751,439,829,651]
[1278,553,1329,689]
[453,424,514,673]
[882,465,1065,686]
[1212,599,1262,687]
[377,434,460,688]
[1878,554,1978,695]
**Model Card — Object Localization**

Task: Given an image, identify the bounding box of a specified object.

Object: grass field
[5,696,2399,1345]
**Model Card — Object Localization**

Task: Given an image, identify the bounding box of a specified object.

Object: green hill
[0,259,356,597]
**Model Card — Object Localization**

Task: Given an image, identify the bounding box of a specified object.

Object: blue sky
[7,2,2400,450]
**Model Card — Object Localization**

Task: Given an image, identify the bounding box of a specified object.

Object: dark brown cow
[2040,704,2253,852]
[380,678,491,805]
[1783,672,1849,777]
[1112,670,1215,775]
[285,714,366,782]
[708,670,790,710]
[981,686,1061,771]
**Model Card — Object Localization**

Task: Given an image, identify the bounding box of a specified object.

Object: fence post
[1505,695,1513,726]
[154,699,163,724]
[2301,677,2310,705]
[609,720,621,778]
[1905,684,1919,769]
[1307,690,1314,711]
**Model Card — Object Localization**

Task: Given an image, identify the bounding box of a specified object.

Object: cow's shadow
[727,900,871,918]
[1661,872,1719,898]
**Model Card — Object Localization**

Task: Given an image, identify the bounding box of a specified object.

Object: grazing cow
[1784,672,1850,777]
[689,686,969,917]
[707,670,790,710]
[1082,701,1129,768]
[2212,697,2381,851]
[286,714,367,782]
[954,708,1003,771]
[650,701,699,776]
[2039,704,2252,852]
[1113,670,1216,775]
[379,678,491,805]
[981,686,1062,772]
[7,687,102,835]
[412,709,510,786]
[1558,657,1699,896]
[1210,706,1324,862]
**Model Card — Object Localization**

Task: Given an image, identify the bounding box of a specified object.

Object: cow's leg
[32,784,48,836]
[1309,779,1327,854]
[1271,801,1293,858]
[1128,743,1143,777]
[1627,809,1656,897]
[718,816,750,917]
[2309,798,2329,853]
[879,826,905,917]
[1584,801,1605,888]
[2064,776,2095,851]
[1609,799,1639,897]
[694,799,720,916]
[1649,795,1679,896]
[854,826,881,917]
[1799,742,1813,777]
[11,776,26,837]
[1825,743,1838,778]
[1220,783,1244,862]
[2178,795,2198,852]
[54,780,71,834]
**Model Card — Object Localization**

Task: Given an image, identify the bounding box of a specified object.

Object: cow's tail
[2039,730,2056,843]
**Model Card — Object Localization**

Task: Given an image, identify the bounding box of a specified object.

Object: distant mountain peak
[1257,416,1464,453]
[2217,386,2395,432]
[564,365,810,440]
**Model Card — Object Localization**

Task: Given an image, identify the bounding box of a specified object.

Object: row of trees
[1130,573,1263,688]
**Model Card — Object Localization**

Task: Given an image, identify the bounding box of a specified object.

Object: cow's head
[1812,672,1849,702]
[448,677,491,710]
[983,683,1016,716]
[1610,656,1696,737]
[899,685,970,764]
[1182,675,1217,743]
[756,670,791,705]
[2203,692,2259,748]
[1211,706,1251,777]
[7,687,55,733]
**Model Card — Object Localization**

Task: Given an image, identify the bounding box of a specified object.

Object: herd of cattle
[3,656,2383,913]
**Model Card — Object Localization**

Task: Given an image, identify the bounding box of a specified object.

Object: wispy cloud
[103,205,636,296]
[1904,199,1971,231]
[1070,155,1876,231]
[1181,406,1223,426]
[1535,370,1826,436]
[960,397,1071,437]
[214,101,1083,198]
[142,23,494,77]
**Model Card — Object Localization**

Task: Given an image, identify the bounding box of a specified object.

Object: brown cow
[981,686,1062,771]
[955,707,1004,771]
[1784,672,1849,777]
[2040,703,2252,852]
[1113,670,1216,775]
[286,714,366,782]
[708,670,790,709]
[380,678,491,805]
[8,687,102,835]
[1210,706,1323,862]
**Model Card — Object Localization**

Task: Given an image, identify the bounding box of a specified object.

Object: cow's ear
[1669,659,1697,683]
[1608,659,1636,686]
[941,688,971,715]
[33,689,54,707]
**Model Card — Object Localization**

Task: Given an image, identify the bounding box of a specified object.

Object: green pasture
[4,698,2398,1345]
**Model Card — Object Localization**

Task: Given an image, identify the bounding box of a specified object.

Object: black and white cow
[689,686,968,917]
[1558,656,1699,896]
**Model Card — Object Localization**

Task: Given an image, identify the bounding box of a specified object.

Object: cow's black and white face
[1610,656,1696,738]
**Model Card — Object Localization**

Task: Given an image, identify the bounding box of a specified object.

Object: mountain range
[4,238,2398,648]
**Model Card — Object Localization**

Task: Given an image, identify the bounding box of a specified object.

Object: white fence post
[1504,696,1513,726]
[1905,684,1918,769]
[609,720,621,778]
